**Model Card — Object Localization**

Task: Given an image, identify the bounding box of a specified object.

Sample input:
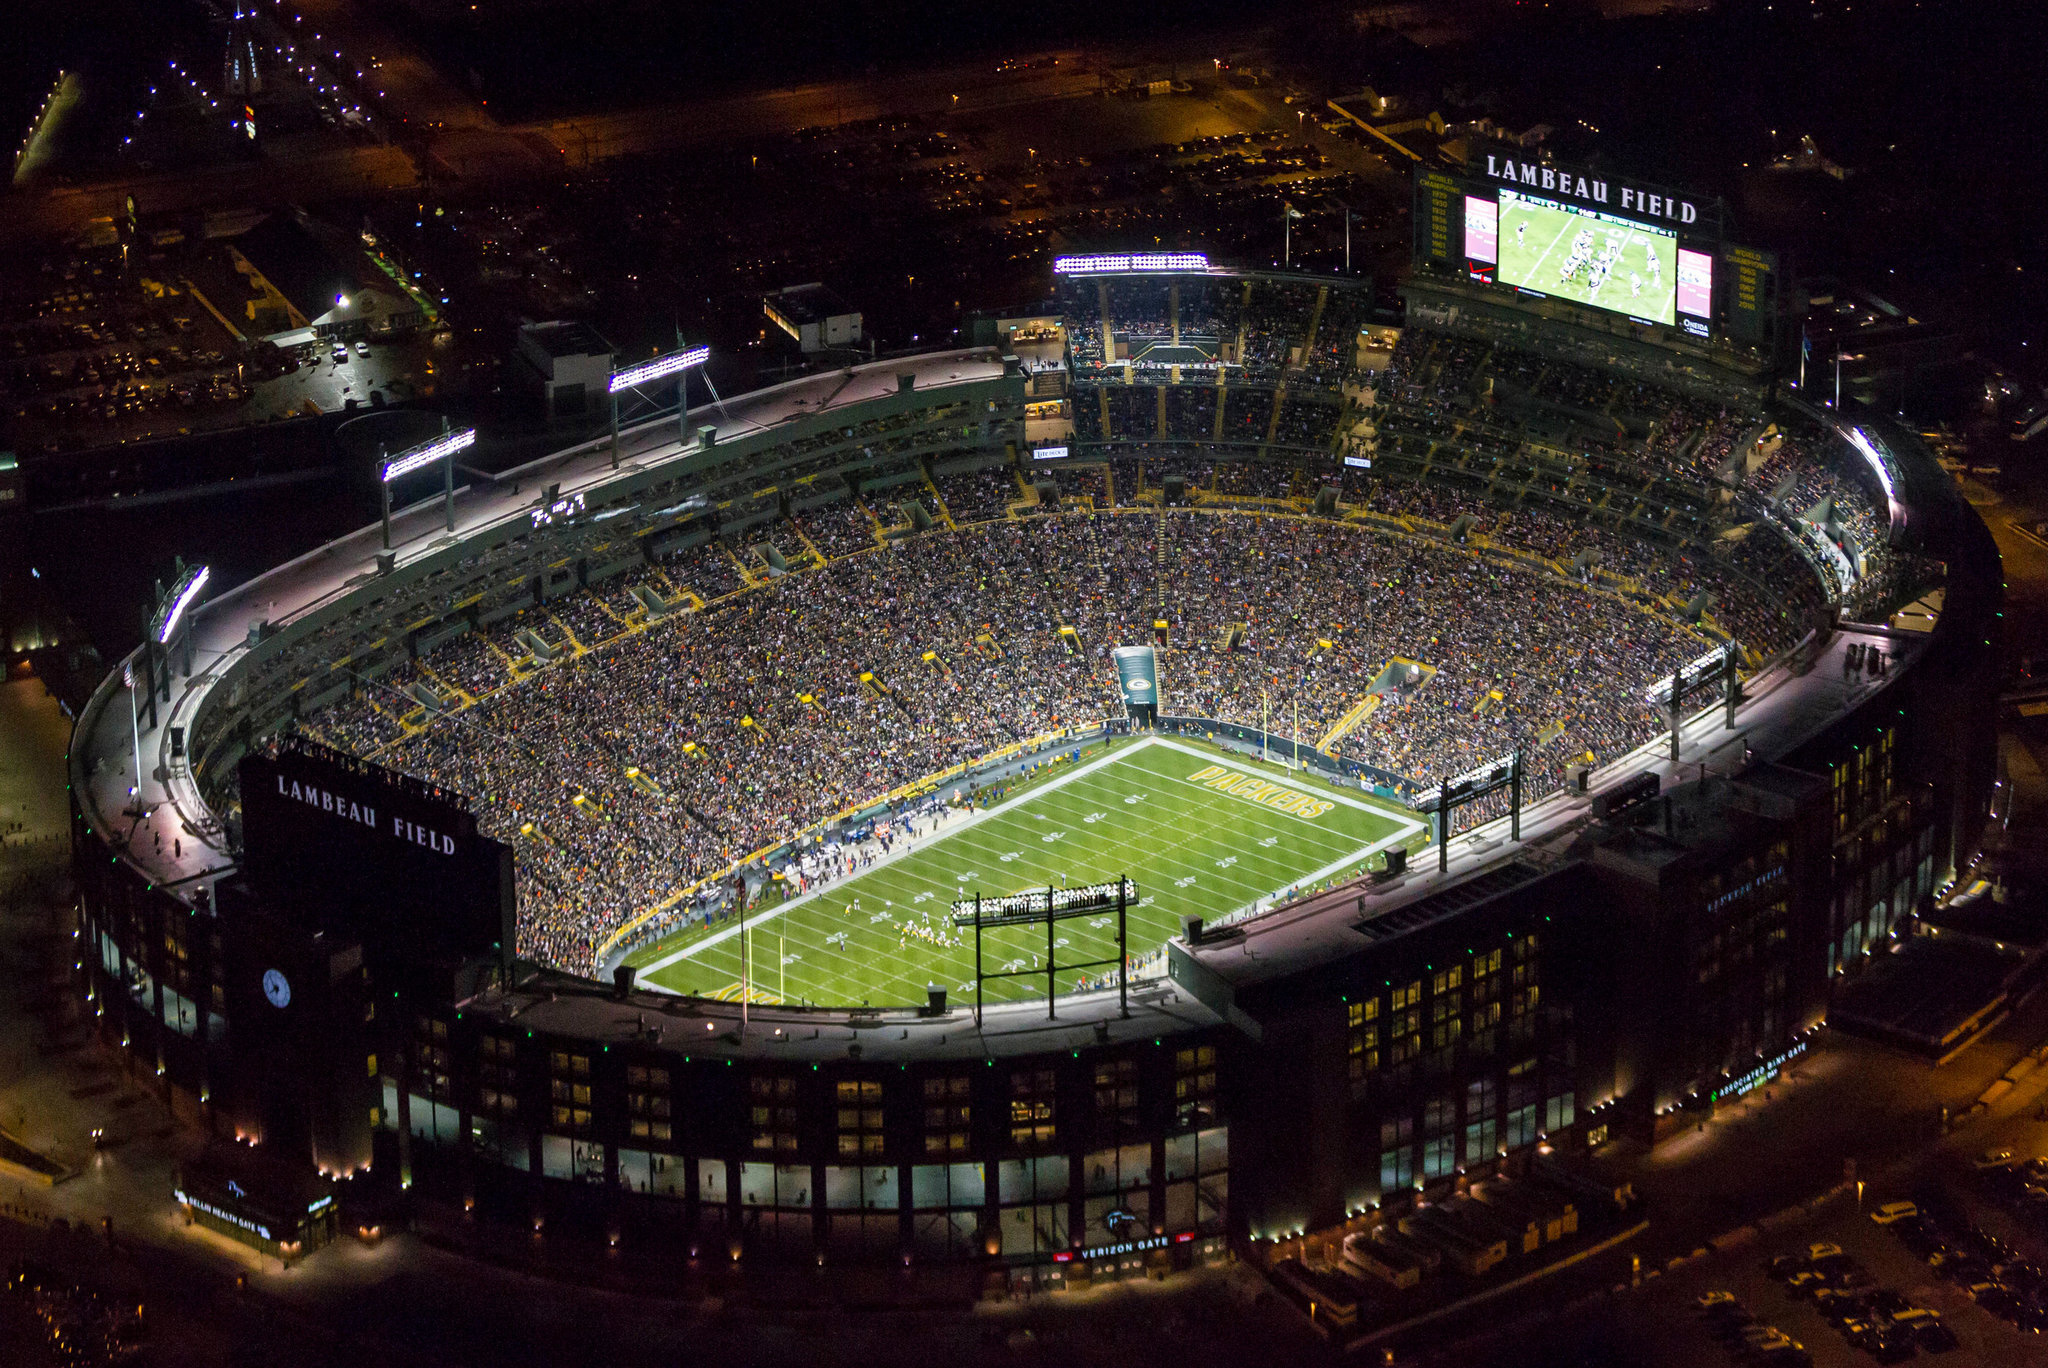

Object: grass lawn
[628,735,1423,1008]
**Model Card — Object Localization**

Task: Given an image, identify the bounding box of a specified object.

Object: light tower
[223,3,264,100]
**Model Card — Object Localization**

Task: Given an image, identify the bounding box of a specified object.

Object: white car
[1869,1200,1919,1225]
[354,340,372,357]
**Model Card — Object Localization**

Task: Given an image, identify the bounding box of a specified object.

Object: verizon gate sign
[1481,152,1702,226]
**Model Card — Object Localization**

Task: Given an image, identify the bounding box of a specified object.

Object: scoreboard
[1410,140,1777,358]
[1720,245,1778,348]
[240,740,515,965]
[1414,169,1463,271]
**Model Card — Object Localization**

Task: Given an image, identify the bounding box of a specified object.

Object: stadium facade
[70,223,1998,1280]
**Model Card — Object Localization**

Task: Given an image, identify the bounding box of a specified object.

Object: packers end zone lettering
[1183,764,1335,819]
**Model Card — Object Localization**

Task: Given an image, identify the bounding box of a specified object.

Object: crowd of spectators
[289,296,1925,978]
[309,507,1715,975]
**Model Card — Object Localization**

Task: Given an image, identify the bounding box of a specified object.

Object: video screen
[1494,188,1678,327]
[1676,248,1714,319]
[1463,195,1498,265]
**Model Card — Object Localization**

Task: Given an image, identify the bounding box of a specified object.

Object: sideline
[635,736,1425,987]
[633,736,1151,980]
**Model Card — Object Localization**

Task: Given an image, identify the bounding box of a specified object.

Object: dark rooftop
[521,320,613,359]
[765,282,858,325]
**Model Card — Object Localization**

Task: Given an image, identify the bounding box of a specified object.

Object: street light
[378,424,474,551]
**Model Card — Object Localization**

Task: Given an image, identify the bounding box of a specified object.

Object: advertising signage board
[239,740,513,963]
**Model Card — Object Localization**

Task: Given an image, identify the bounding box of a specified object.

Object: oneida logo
[1182,764,1334,820]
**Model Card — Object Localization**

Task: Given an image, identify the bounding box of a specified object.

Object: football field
[1496,189,1677,326]
[626,736,1424,1008]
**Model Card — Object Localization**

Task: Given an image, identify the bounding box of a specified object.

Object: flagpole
[127,662,142,806]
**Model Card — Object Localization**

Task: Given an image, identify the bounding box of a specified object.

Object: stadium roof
[73,347,1009,903]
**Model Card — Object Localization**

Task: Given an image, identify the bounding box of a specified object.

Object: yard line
[639,734,1422,1000]
[634,737,1151,979]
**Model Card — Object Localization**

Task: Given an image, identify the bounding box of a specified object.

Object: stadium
[68,144,2000,1286]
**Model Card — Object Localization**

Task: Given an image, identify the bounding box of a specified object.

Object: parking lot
[0,253,446,456]
[1503,1157,2048,1368]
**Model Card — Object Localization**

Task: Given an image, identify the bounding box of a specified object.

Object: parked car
[1871,1200,1920,1225]
[1914,1321,1959,1353]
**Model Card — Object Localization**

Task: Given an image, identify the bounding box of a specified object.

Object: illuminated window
[628,1065,672,1145]
[750,1075,799,1153]
[1009,1068,1056,1149]
[921,1075,972,1155]
[836,1079,885,1157]
[1095,1058,1140,1130]
[1174,1045,1217,1126]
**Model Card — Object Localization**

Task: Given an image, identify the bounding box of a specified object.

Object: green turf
[628,735,1423,1008]
[1495,187,1677,326]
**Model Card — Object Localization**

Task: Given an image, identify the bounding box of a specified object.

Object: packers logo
[1183,764,1335,819]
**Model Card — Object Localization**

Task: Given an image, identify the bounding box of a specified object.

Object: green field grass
[1496,188,1677,326]
[626,736,1423,1008]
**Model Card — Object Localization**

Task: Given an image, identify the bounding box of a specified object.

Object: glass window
[541,1134,575,1180]
[826,1165,896,1210]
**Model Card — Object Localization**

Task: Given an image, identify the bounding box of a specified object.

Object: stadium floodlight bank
[608,345,709,394]
[955,879,1136,1025]
[1409,752,1518,814]
[153,563,210,645]
[1644,642,1739,708]
[950,877,1139,928]
[1845,426,1902,515]
[1052,253,1210,275]
[377,426,474,551]
[378,427,476,483]
[1411,750,1523,872]
[608,344,710,468]
[137,561,212,716]
[1644,640,1743,757]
